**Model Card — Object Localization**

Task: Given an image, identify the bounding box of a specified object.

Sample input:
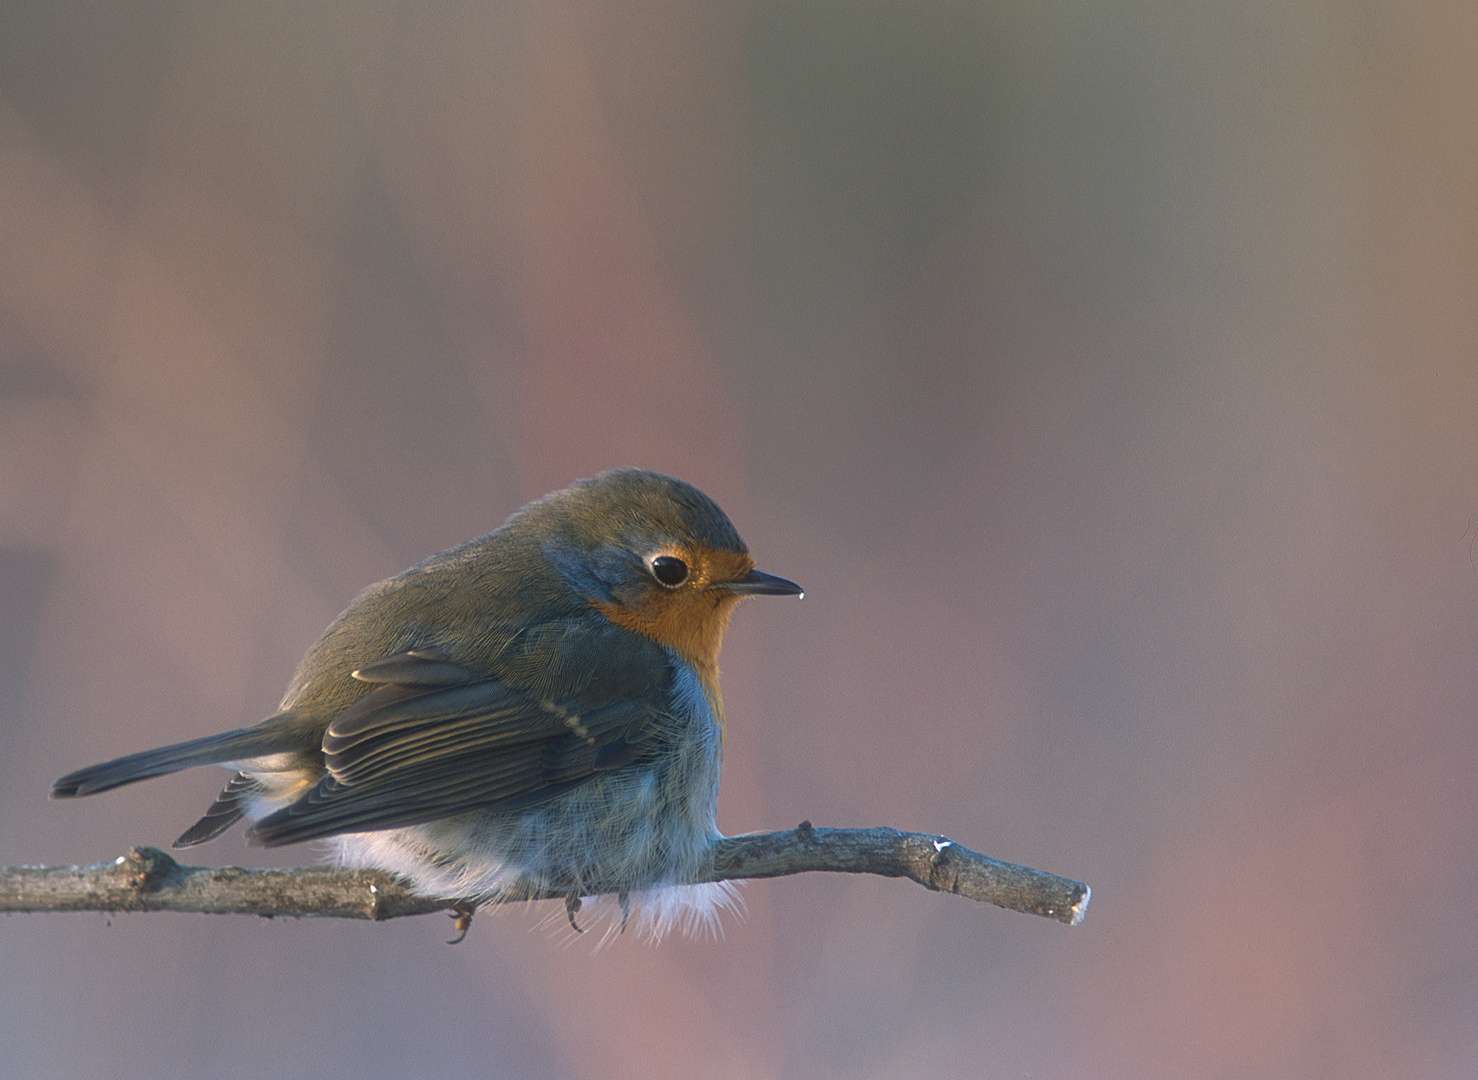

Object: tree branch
[0,824,1089,927]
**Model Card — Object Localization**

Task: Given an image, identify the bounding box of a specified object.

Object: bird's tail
[51,722,302,800]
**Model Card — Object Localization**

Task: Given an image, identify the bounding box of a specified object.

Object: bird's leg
[564,893,585,933]
[618,889,631,933]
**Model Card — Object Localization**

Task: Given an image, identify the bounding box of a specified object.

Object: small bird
[53,468,802,940]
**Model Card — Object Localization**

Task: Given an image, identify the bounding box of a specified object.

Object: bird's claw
[447,900,477,945]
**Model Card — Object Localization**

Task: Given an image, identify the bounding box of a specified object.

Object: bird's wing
[246,649,667,847]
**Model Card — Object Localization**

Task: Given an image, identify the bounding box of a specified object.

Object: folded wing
[247,649,666,846]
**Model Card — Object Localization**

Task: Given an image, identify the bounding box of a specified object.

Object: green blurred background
[3,3,1476,1077]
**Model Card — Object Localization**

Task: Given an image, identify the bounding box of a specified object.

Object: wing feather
[248,650,668,847]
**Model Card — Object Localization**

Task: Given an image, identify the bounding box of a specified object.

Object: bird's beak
[722,568,804,598]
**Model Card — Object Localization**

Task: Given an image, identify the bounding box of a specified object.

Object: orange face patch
[589,545,756,698]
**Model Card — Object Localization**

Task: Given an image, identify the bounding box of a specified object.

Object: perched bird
[53,469,802,939]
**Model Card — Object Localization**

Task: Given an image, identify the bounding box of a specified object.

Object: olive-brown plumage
[52,469,802,937]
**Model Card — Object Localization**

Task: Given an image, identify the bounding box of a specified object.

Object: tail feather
[51,724,301,799]
[173,772,258,847]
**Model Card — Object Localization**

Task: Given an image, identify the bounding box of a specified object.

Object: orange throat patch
[591,547,754,721]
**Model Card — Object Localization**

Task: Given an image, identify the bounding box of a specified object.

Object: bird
[52,468,803,940]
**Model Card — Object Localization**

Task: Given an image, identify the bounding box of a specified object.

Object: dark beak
[722,568,805,598]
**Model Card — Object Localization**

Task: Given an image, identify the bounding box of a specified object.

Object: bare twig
[0,825,1089,927]
[713,824,1090,925]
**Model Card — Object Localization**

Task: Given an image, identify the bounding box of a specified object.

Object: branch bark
[0,824,1090,927]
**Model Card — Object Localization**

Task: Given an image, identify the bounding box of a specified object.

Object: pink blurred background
[3,3,1476,1077]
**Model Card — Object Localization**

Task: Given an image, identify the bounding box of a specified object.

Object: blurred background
[2,3,1476,1077]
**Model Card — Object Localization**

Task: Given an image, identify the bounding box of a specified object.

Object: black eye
[649,555,689,587]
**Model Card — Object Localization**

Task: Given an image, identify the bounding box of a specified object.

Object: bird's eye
[649,555,689,587]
